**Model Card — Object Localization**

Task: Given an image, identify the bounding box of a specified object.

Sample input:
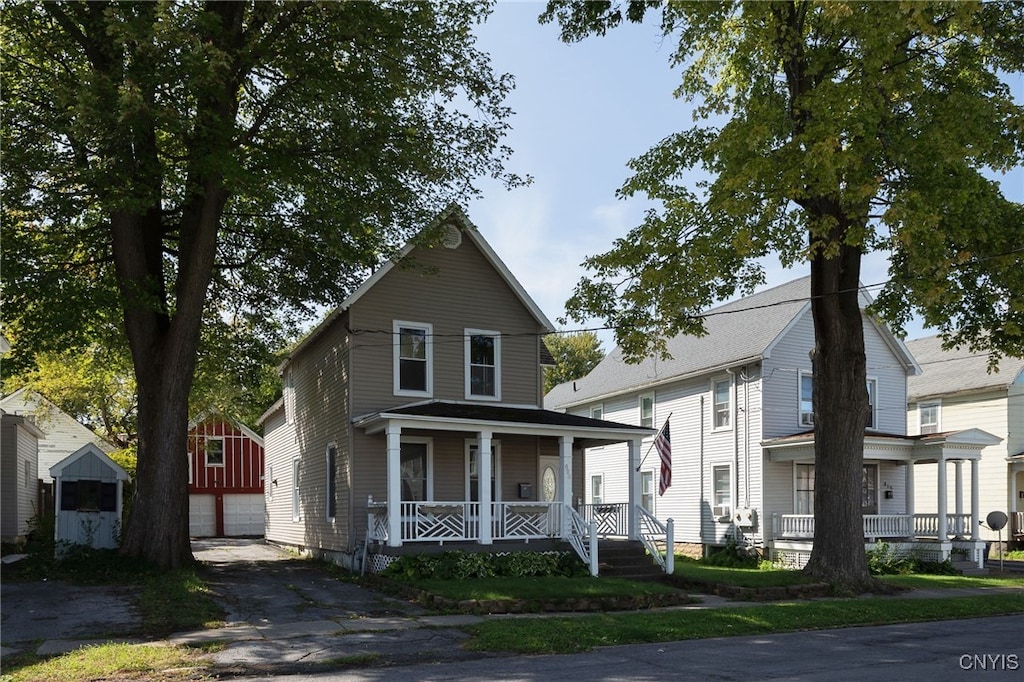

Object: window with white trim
[394,321,432,396]
[466,440,501,502]
[465,329,501,399]
[284,368,295,424]
[205,437,225,466]
[639,393,654,428]
[795,463,814,515]
[400,440,432,501]
[919,401,940,434]
[590,404,603,421]
[267,464,274,501]
[713,378,731,429]
[712,465,731,515]
[865,378,877,429]
[291,457,301,521]
[590,474,604,504]
[640,470,655,512]
[799,371,814,426]
[325,444,337,520]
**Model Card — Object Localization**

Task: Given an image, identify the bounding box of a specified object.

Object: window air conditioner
[712,505,731,522]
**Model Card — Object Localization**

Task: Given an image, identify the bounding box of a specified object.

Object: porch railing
[564,505,598,576]
[772,513,976,540]
[365,498,562,544]
[577,502,629,537]
[636,504,674,575]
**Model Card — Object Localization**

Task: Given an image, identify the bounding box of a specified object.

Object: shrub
[866,542,961,576]
[383,550,587,581]
[703,539,759,568]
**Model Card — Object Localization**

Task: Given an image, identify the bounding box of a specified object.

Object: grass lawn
[464,593,1024,654]
[670,559,812,587]
[881,573,1024,590]
[403,575,682,601]
[0,643,216,682]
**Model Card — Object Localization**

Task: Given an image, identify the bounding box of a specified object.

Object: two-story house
[259,206,652,574]
[905,336,1024,548]
[546,277,1001,569]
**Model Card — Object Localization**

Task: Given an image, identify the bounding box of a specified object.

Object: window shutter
[60,481,78,511]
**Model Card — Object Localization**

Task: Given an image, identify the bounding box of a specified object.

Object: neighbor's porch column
[386,424,403,547]
[970,458,980,540]
[559,435,573,540]
[905,462,915,538]
[954,460,964,537]
[627,438,642,541]
[478,429,493,545]
[937,456,948,541]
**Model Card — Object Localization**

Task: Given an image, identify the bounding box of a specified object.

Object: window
[394,321,432,396]
[466,441,500,502]
[795,463,814,515]
[325,444,337,520]
[205,437,225,467]
[291,458,301,521]
[267,464,274,501]
[639,394,654,428]
[712,465,731,513]
[400,441,431,501]
[465,329,501,399]
[590,404,603,420]
[24,460,31,488]
[919,401,940,434]
[862,463,878,514]
[640,470,655,512]
[799,371,814,426]
[590,474,604,504]
[713,378,731,429]
[865,378,877,429]
[60,480,117,512]
[283,368,295,424]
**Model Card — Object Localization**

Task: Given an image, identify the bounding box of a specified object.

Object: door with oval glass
[538,456,559,503]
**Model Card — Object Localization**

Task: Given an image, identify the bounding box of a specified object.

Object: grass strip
[881,574,1024,590]
[1,642,210,682]
[406,575,681,601]
[670,561,812,588]
[138,569,225,635]
[464,594,1024,654]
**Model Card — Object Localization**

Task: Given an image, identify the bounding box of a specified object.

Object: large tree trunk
[802,239,879,591]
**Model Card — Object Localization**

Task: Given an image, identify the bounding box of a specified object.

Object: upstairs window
[394,321,432,396]
[639,393,654,428]
[919,401,940,434]
[799,371,815,427]
[466,330,500,399]
[713,378,731,429]
[283,368,295,424]
[205,437,225,467]
[865,378,877,429]
[590,404,603,420]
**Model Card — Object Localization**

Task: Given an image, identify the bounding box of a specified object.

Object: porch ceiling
[763,428,1001,464]
[352,400,654,445]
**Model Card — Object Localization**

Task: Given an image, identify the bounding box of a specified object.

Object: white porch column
[386,424,402,547]
[954,460,964,537]
[937,456,948,541]
[905,462,915,538]
[559,435,573,540]
[627,438,642,541]
[478,430,493,545]
[970,458,980,540]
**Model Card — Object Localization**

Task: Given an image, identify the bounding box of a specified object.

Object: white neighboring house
[905,336,1024,547]
[0,388,117,480]
[1,409,45,542]
[547,276,1001,569]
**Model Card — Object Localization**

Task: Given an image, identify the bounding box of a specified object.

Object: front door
[862,463,878,515]
[538,456,559,503]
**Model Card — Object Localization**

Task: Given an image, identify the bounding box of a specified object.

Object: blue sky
[464,1,1024,350]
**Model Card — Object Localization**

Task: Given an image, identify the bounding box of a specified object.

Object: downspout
[699,395,705,545]
[727,367,740,543]
[744,365,751,508]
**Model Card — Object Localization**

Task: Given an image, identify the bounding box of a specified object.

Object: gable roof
[189,410,264,446]
[49,442,129,480]
[905,335,1024,401]
[284,205,554,365]
[0,388,116,454]
[546,276,918,409]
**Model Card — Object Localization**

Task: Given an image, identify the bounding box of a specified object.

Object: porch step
[952,560,989,576]
[597,540,665,581]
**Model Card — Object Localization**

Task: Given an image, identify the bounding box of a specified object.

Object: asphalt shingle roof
[546,276,814,408]
[905,335,1024,401]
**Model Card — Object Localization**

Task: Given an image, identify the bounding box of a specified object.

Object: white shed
[49,443,129,550]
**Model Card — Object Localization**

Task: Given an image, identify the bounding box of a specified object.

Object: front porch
[354,401,672,576]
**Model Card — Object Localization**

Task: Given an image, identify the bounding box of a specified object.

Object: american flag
[656,419,672,495]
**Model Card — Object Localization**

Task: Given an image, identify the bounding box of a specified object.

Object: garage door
[224,494,265,537]
[189,494,216,537]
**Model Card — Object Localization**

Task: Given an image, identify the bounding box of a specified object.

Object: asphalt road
[235,614,1024,682]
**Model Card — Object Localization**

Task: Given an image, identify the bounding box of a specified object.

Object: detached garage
[188,414,265,537]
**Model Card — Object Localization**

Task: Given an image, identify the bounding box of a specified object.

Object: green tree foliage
[2,0,523,568]
[542,1,1024,589]
[542,331,605,394]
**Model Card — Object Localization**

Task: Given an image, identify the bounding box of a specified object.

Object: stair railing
[564,504,599,576]
[635,504,674,575]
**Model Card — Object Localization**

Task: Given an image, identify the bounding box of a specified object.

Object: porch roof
[762,428,1002,463]
[353,400,654,445]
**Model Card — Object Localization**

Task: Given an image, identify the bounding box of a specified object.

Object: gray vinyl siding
[349,238,543,417]
[1,416,39,539]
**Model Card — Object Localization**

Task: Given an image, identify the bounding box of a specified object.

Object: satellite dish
[986,510,1008,531]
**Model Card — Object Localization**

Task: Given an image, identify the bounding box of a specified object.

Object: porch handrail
[564,505,599,576]
[635,504,674,575]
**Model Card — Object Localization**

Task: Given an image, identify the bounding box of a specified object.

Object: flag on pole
[656,419,672,495]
